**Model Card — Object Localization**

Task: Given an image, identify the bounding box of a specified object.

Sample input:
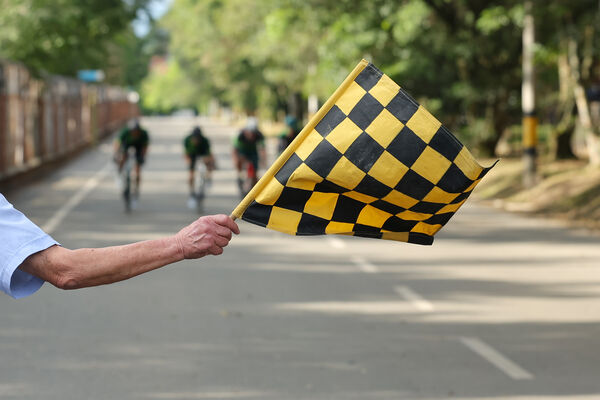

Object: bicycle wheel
[195,165,206,200]
[237,173,246,199]
[122,164,132,213]
[123,173,131,212]
[192,164,205,213]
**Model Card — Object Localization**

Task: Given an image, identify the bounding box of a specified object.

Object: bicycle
[237,160,257,199]
[189,160,209,213]
[119,148,137,213]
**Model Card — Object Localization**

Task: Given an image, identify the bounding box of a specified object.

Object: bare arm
[19,214,239,290]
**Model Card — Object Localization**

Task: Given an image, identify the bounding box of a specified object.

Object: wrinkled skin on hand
[175,214,240,259]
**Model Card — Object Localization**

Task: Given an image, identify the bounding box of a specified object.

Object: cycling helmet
[192,126,203,136]
[245,117,258,131]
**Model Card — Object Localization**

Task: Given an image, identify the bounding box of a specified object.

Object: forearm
[18,214,239,293]
[21,237,183,290]
[65,236,182,288]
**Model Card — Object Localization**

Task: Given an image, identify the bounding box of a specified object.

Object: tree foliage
[145,0,599,157]
[0,0,151,85]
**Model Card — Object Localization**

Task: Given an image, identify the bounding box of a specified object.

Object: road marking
[327,237,346,249]
[460,336,534,380]
[394,286,434,311]
[42,163,110,234]
[350,255,378,273]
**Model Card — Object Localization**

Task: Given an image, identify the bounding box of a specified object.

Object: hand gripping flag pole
[231,60,495,245]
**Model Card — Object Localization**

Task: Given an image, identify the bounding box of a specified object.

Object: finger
[214,225,233,240]
[209,244,224,255]
[191,218,217,235]
[211,214,230,224]
[212,214,240,234]
[214,235,230,248]
[228,219,240,235]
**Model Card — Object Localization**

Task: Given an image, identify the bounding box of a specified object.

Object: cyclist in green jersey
[232,118,266,188]
[114,120,150,199]
[278,115,301,153]
[184,126,215,198]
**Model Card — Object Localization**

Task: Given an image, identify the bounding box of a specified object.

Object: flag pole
[231,59,370,220]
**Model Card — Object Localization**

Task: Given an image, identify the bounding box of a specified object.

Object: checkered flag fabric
[232,60,494,245]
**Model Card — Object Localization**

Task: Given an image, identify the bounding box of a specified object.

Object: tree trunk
[479,94,509,157]
[552,50,576,160]
[287,91,304,122]
[554,122,576,159]
[568,37,600,165]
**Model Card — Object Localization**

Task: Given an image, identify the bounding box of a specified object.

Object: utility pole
[522,0,537,186]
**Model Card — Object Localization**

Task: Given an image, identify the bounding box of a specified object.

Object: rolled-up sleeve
[0,194,58,299]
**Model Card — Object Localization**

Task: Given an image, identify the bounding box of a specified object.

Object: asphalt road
[2,116,600,400]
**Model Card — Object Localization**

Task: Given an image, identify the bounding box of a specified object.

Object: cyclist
[184,126,215,206]
[232,117,266,190]
[278,115,301,153]
[114,120,150,203]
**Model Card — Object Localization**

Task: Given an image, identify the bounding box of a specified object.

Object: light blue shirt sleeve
[0,194,58,299]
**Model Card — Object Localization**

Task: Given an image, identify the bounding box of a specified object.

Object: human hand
[175,214,240,259]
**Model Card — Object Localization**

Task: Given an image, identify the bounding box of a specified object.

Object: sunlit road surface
[2,116,600,400]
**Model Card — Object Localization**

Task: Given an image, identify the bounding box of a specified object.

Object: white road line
[327,236,346,249]
[460,336,534,380]
[394,285,434,311]
[42,163,110,234]
[350,255,378,273]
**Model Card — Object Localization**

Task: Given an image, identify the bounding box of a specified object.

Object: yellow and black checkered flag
[232,60,494,245]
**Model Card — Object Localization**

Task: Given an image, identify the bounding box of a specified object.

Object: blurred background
[1,1,600,399]
[1,0,600,222]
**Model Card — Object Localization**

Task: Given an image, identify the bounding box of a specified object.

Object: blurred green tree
[0,0,150,85]
[535,1,600,163]
[143,0,599,160]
